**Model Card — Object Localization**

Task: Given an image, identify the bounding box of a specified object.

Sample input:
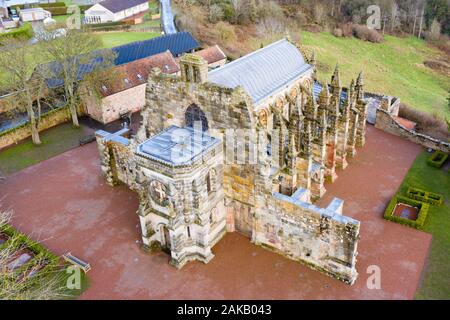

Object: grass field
[0,123,90,176]
[298,32,450,119]
[395,151,450,300]
[99,31,161,48]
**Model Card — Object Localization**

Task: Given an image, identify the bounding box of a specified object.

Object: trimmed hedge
[383,194,430,230]
[407,186,444,206]
[427,150,449,168]
[44,6,68,16]
[39,2,66,8]
[0,23,33,41]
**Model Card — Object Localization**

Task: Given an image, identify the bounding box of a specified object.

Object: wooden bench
[62,252,91,273]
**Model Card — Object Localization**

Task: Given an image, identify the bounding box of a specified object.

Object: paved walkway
[0,125,430,299]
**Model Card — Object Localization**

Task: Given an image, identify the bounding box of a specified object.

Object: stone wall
[253,191,360,284]
[375,108,450,153]
[84,84,147,124]
[0,106,72,150]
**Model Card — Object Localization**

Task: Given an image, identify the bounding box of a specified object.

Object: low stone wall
[0,106,72,150]
[253,191,360,285]
[375,108,450,153]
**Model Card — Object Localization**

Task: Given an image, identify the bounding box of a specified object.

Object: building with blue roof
[41,31,199,89]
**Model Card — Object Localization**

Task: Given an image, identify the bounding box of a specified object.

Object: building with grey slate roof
[95,38,366,284]
[84,0,149,24]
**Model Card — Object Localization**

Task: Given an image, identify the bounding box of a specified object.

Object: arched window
[206,168,216,194]
[185,104,208,132]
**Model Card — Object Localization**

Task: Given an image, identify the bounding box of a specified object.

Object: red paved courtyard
[0,125,431,299]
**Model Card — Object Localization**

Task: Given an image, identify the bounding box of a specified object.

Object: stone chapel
[96,38,367,284]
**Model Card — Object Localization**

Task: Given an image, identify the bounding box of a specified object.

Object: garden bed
[406,186,444,205]
[427,150,448,168]
[384,194,430,229]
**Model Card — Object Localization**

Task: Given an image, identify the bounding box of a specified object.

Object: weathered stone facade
[95,39,366,284]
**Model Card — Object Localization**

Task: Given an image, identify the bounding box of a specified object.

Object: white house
[19,7,51,21]
[1,0,55,18]
[84,0,149,24]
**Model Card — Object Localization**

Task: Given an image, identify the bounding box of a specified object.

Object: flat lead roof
[136,126,220,166]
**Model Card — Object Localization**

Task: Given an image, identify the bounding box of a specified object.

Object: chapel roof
[208,39,313,105]
[136,126,220,166]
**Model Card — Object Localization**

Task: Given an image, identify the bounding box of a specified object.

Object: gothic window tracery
[185,104,209,132]
[206,168,217,194]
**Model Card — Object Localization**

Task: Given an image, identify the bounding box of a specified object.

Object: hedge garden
[0,223,88,299]
[383,194,430,229]
[406,186,444,206]
[393,151,449,300]
[427,150,449,168]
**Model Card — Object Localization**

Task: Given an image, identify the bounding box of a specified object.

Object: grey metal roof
[136,126,220,166]
[97,0,148,14]
[208,39,313,105]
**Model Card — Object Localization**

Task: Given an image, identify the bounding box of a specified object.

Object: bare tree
[40,30,112,127]
[0,209,70,300]
[0,39,46,145]
[418,4,424,38]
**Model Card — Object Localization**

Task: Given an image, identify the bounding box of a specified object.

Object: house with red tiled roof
[83,51,179,124]
[194,45,227,69]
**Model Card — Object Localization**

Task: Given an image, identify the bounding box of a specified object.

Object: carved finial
[331,64,341,88]
[319,82,330,105]
[356,71,364,86]
[348,79,355,99]
[310,51,316,65]
[355,71,365,100]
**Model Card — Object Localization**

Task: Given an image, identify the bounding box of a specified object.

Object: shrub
[333,28,343,37]
[39,2,66,8]
[45,6,68,16]
[383,194,430,229]
[0,23,33,42]
[427,150,449,168]
[406,186,444,205]
[352,24,383,43]
[209,4,224,23]
[215,21,236,42]
[340,23,353,37]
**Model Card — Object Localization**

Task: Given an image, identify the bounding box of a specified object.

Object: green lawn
[99,31,161,48]
[0,122,91,176]
[395,151,450,300]
[298,32,450,119]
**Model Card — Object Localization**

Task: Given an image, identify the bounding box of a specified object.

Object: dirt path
[0,125,430,299]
